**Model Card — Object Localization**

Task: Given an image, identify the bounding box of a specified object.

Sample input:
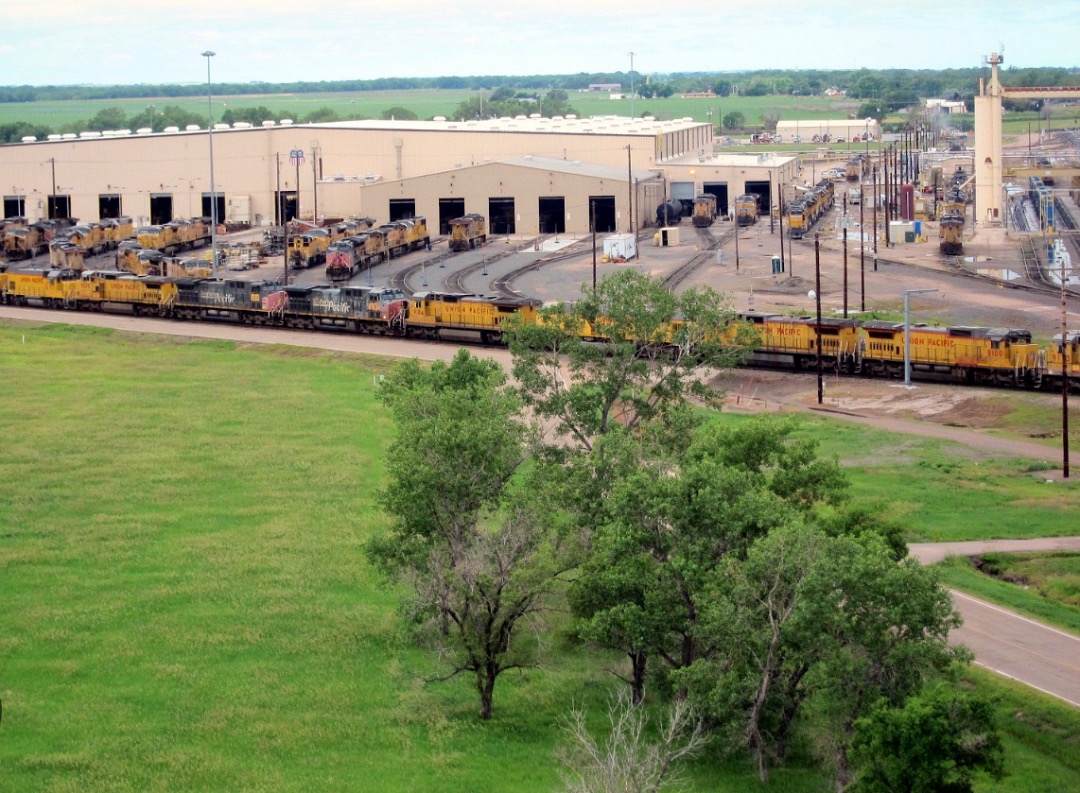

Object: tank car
[655,200,683,226]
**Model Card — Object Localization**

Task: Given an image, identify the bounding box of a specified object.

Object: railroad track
[663,225,735,291]
[388,249,453,294]
[443,237,542,294]
[876,251,1080,302]
[491,245,586,299]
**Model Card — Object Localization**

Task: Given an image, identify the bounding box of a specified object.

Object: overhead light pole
[201,50,219,278]
[628,51,636,119]
[903,288,937,386]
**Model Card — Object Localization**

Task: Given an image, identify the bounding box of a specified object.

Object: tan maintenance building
[1,115,795,235]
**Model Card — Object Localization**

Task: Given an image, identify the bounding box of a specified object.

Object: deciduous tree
[367,350,569,720]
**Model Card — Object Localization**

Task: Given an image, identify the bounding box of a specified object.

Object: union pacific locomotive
[2,268,1078,390]
[787,179,835,239]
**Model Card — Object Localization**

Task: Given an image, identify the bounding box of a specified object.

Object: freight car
[692,194,718,227]
[448,214,487,251]
[734,194,760,227]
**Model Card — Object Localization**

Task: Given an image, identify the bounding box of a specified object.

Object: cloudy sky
[1,1,1075,86]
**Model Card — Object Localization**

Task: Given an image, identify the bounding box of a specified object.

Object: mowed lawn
[0,322,622,792]
[0,322,838,792]
[1,320,1078,792]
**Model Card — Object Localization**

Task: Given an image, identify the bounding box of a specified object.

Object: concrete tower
[973,52,1005,227]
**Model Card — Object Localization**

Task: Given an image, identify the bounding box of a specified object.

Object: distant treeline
[2,66,1077,104]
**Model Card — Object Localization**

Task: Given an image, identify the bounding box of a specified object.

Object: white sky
[1,1,1075,86]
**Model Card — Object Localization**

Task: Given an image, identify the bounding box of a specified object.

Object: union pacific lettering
[201,292,236,305]
[312,296,350,314]
[915,336,952,347]
[772,326,805,336]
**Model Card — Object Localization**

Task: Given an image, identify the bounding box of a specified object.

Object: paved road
[909,539,1080,708]
[948,589,1080,707]
[4,304,1079,707]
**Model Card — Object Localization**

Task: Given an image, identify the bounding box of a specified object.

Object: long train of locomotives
[325,217,429,281]
[787,178,835,239]
[2,268,1078,391]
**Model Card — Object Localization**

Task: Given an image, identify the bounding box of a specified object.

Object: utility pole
[628,51,636,119]
[842,227,848,318]
[1060,231,1070,478]
[814,234,823,405]
[859,182,866,311]
[626,144,633,235]
[311,143,321,223]
[872,165,879,268]
[778,188,786,274]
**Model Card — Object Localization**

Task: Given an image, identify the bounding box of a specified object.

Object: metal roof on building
[317,115,706,136]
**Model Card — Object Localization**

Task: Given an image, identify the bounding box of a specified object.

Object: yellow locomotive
[692,194,718,227]
[449,214,487,251]
[734,194,759,227]
[939,212,964,256]
[406,291,541,343]
[136,217,210,255]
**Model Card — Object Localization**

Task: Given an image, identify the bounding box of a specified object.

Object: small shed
[603,233,637,262]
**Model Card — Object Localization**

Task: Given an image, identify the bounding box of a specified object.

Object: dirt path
[717,368,1074,475]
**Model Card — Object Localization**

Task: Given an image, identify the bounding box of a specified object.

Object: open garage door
[48,195,72,220]
[389,199,416,221]
[99,194,121,220]
[745,181,771,215]
[588,196,616,233]
[488,197,516,235]
[702,182,729,216]
[276,191,297,224]
[4,195,24,217]
[439,198,465,235]
[201,193,225,223]
[538,197,565,234]
[149,194,172,225]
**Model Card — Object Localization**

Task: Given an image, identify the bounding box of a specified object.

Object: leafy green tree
[507,269,749,452]
[87,106,128,131]
[366,350,568,720]
[301,106,340,123]
[507,271,754,702]
[680,524,827,782]
[851,685,1004,793]
[381,106,418,121]
[571,417,847,706]
[722,111,745,130]
[0,121,51,143]
[800,539,965,791]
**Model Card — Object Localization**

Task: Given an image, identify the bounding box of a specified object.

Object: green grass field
[1,319,1077,791]
[0,91,857,130]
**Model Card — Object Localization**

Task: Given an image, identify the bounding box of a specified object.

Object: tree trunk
[630,650,647,705]
[478,664,498,721]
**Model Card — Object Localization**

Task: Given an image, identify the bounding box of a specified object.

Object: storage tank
[656,200,684,225]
